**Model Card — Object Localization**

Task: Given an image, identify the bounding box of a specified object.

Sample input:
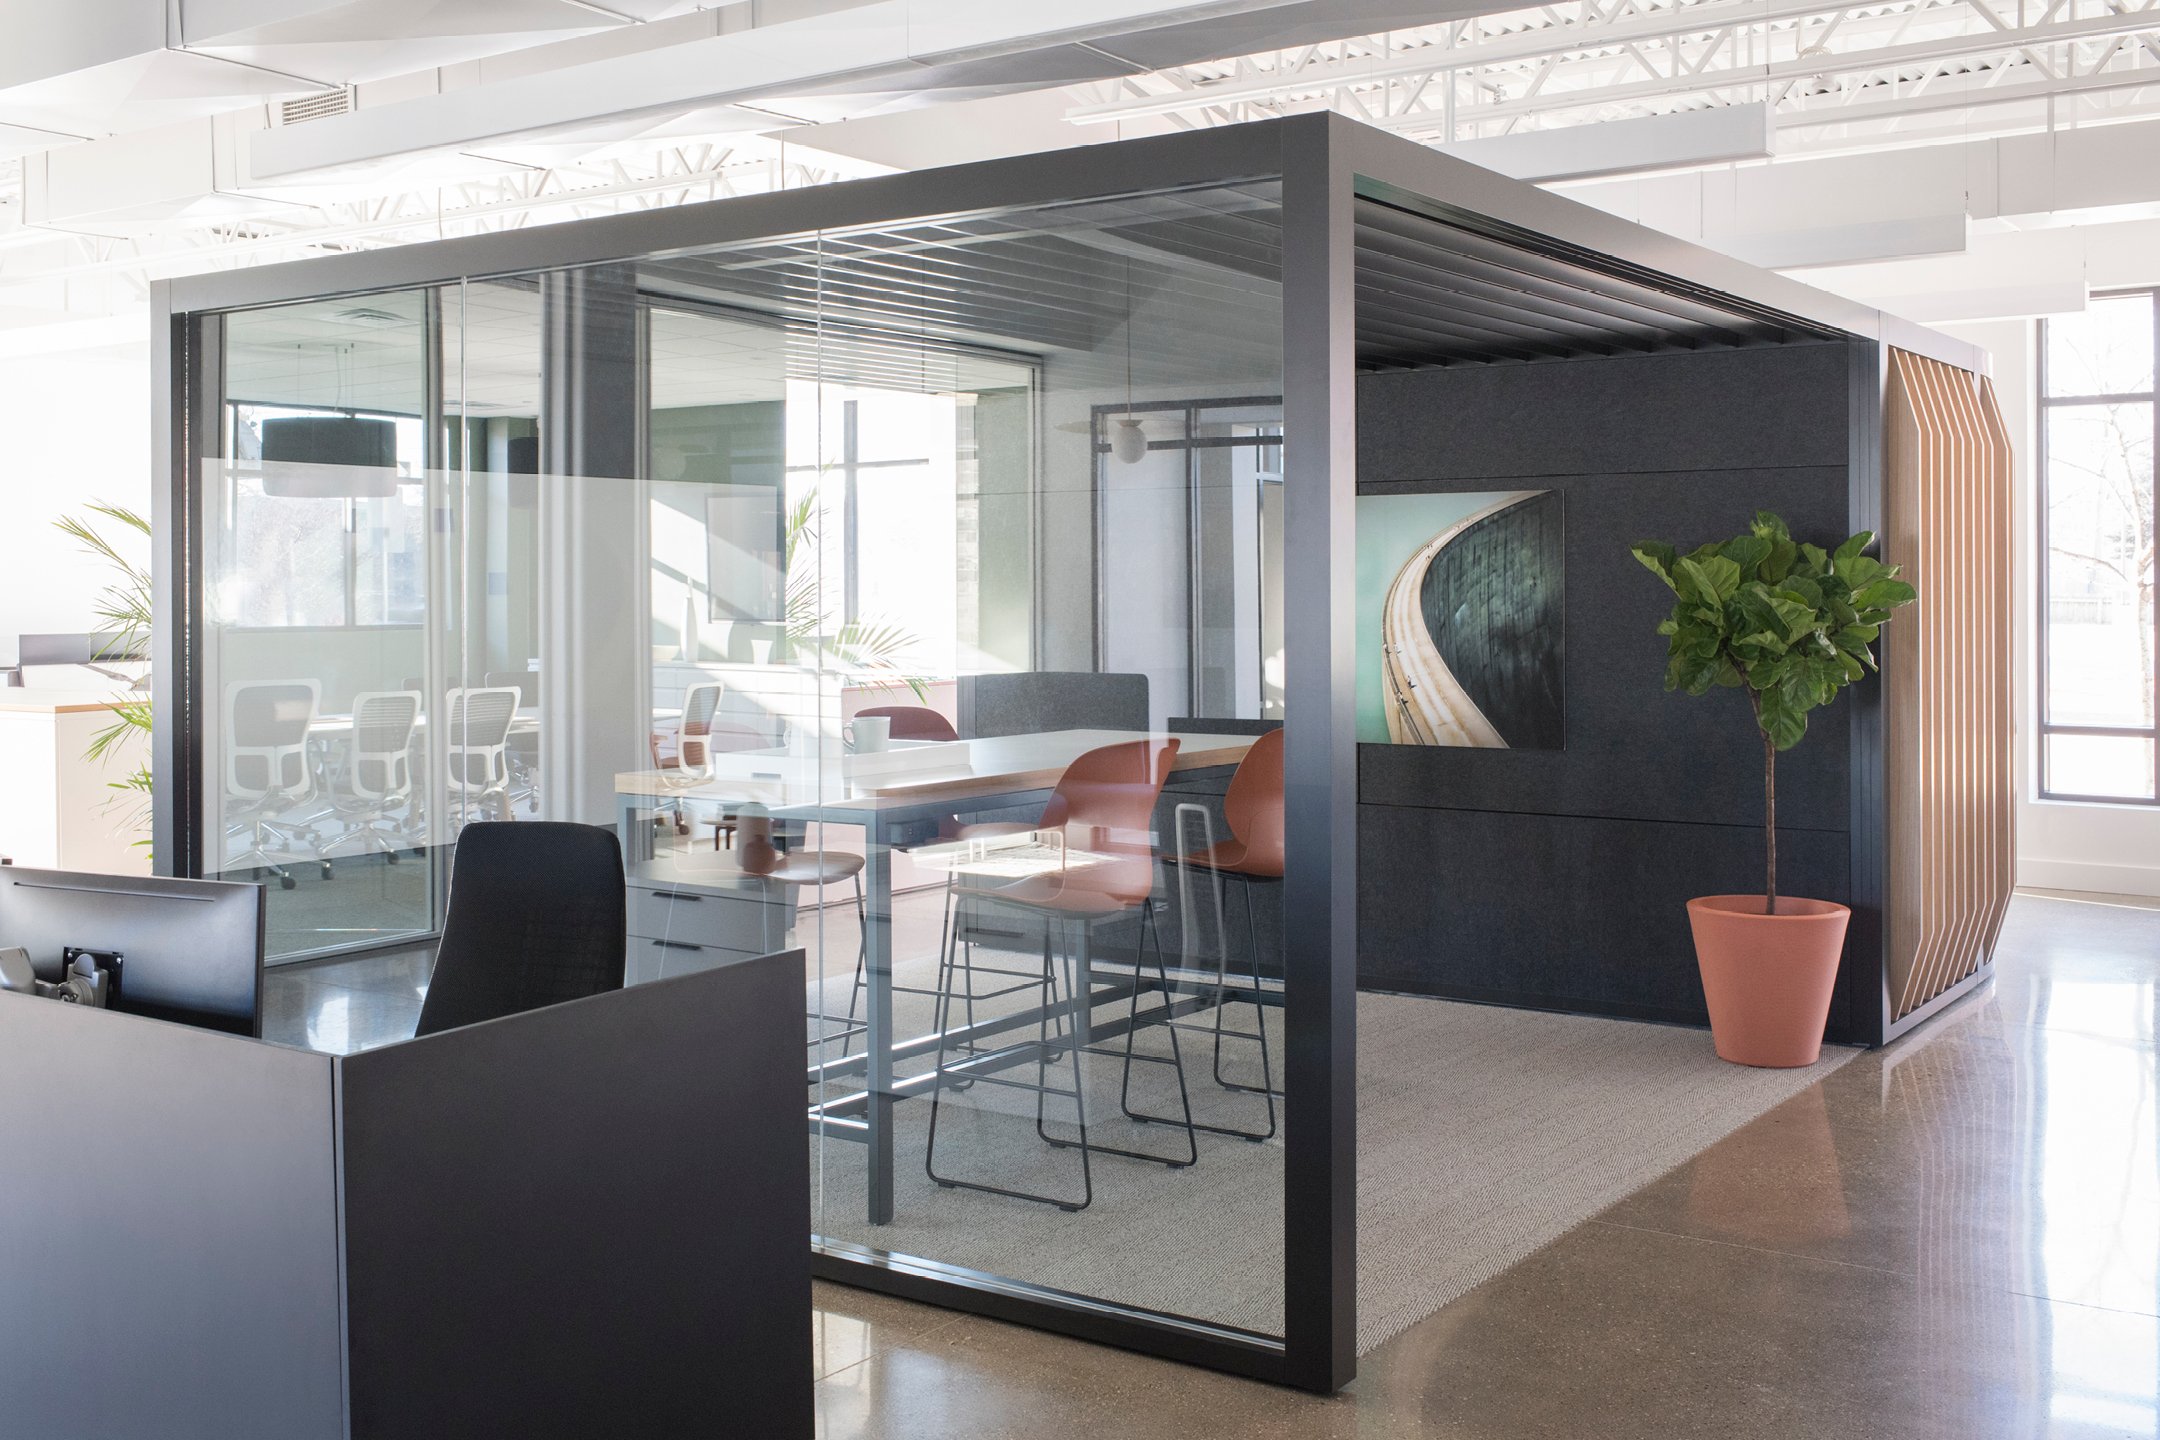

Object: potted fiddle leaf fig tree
[1632,513,1916,1067]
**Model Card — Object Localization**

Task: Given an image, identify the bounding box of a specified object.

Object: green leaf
[1719,534,1772,577]
[1834,531,1875,563]
[1678,555,1742,604]
[1632,543,1679,590]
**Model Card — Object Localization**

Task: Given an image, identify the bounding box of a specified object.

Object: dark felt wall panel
[1355,343,1860,1035]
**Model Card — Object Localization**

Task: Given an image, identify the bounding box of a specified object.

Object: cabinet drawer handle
[652,891,702,902]
[652,939,703,952]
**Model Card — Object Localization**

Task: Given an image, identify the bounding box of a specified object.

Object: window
[220,403,429,629]
[2039,291,2159,802]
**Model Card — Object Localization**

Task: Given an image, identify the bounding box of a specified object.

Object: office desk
[306,706,541,741]
[0,953,812,1440]
[613,728,1255,1225]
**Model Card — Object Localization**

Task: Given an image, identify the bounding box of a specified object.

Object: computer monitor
[0,868,264,1037]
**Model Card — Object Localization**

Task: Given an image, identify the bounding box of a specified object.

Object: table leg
[616,790,650,867]
[863,814,895,1225]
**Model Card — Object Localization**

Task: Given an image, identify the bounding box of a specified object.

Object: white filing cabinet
[624,866,800,985]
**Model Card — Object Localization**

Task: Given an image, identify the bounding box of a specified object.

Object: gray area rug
[810,945,1857,1351]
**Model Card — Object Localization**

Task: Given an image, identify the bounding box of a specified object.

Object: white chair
[322,689,423,865]
[442,686,521,831]
[223,679,323,890]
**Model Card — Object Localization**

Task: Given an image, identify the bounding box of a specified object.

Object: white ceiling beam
[244,0,1319,182]
[1444,99,1773,179]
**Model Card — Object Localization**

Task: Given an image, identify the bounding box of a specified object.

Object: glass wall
[193,179,1289,1340]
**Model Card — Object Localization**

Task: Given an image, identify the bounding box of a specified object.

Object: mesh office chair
[443,686,521,831]
[924,738,1197,1212]
[413,821,625,1037]
[223,680,323,890]
[322,689,423,867]
[486,669,541,814]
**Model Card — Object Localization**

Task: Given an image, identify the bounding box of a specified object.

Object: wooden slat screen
[1883,349,2015,1020]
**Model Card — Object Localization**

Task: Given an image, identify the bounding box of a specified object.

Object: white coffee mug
[844,715,891,754]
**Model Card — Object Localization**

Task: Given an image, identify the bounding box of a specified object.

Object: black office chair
[413,822,626,1038]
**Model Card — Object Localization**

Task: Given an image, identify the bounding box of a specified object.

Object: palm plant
[782,488,928,700]
[53,502,154,849]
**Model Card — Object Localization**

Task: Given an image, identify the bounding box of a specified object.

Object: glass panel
[198,178,1291,1333]
[2046,292,2155,397]
[2044,402,2154,731]
[205,291,442,961]
[608,183,1289,1336]
[2046,734,2157,800]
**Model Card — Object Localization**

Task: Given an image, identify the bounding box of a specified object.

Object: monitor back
[0,868,264,1036]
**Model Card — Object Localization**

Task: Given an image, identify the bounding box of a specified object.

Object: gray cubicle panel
[954,670,1149,738]
[0,950,813,1440]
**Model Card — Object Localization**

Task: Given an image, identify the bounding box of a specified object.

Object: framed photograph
[1356,489,1565,748]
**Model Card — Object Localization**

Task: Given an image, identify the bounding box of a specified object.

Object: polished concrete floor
[259,889,2160,1437]
[812,889,2160,1440]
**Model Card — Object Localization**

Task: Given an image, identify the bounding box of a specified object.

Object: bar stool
[924,738,1197,1212]
[1150,726,1284,1141]
[854,704,959,742]
[732,811,870,1055]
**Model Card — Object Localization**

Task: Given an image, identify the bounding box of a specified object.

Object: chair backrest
[678,682,725,776]
[345,690,421,802]
[1042,737,1179,907]
[485,670,538,706]
[856,704,958,742]
[956,671,1148,739]
[443,686,520,794]
[1222,726,1286,877]
[226,681,320,802]
[413,822,625,1038]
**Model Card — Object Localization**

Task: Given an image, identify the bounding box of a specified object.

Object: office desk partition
[0,951,812,1440]
[614,727,1255,1226]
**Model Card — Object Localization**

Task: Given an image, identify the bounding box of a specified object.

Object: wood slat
[1884,349,2016,1020]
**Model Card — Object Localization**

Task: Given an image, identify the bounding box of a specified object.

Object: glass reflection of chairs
[924,738,1198,1213]
[853,704,959,743]
[223,680,325,890]
[320,689,424,870]
[485,670,541,815]
[657,681,747,848]
[442,686,521,832]
[1155,726,1285,1141]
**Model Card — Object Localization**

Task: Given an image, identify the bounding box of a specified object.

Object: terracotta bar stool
[924,737,1198,1212]
[1155,725,1284,1142]
[733,810,872,1055]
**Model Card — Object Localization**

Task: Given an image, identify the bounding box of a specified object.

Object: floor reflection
[812,890,2160,1440]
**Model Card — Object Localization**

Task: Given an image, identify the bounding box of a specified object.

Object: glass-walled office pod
[169,162,1327,1383]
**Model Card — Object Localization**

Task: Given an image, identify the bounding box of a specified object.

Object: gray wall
[1354,342,1864,1038]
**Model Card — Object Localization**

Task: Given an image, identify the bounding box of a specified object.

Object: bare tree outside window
[2040,291,2159,802]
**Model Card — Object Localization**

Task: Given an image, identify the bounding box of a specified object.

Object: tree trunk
[1748,688,1778,915]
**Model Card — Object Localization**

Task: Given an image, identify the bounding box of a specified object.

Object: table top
[614,728,1257,813]
[309,706,540,738]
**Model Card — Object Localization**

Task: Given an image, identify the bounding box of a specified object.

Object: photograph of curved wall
[1356,489,1564,748]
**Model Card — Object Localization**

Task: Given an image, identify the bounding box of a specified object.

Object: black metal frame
[2034,287,2160,806]
[150,113,1990,1393]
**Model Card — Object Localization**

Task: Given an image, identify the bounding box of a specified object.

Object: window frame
[2036,286,2160,805]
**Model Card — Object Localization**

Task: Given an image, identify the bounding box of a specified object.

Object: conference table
[612,727,1256,1224]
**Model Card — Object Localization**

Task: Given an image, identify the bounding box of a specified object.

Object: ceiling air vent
[280,89,354,126]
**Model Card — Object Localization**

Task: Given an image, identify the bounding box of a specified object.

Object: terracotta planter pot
[1686,895,1850,1068]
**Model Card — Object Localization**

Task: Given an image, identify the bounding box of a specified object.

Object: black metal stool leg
[1115,904,1200,1163]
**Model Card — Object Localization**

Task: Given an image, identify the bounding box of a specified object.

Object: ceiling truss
[1067,0,2160,154]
